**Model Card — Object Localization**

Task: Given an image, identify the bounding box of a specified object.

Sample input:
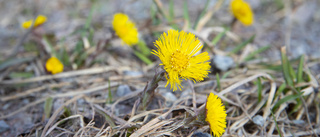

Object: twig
[263,81,277,120]
[288,86,317,136]
[0,82,70,101]
[41,95,84,137]
[188,80,198,116]
[0,97,47,120]
[0,66,129,84]
[217,73,273,96]
[0,83,117,119]
[111,89,144,114]
[195,0,225,32]
[93,104,128,126]
[46,115,85,136]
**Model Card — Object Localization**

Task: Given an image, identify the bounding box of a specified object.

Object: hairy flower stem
[140,69,165,110]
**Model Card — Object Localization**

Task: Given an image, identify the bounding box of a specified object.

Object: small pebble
[292,120,305,126]
[116,85,132,97]
[191,132,211,137]
[0,120,10,133]
[213,55,234,71]
[123,70,143,76]
[161,92,178,107]
[180,89,192,98]
[161,92,177,102]
[252,115,264,127]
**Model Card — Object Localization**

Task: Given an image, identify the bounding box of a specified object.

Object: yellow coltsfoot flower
[206,93,227,137]
[152,29,211,91]
[230,0,254,26]
[46,57,64,74]
[112,13,139,46]
[22,15,47,29]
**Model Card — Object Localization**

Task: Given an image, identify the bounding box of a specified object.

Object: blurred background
[1,0,320,61]
[0,0,320,136]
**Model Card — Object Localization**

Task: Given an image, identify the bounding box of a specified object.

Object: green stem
[133,50,153,65]
[137,40,152,56]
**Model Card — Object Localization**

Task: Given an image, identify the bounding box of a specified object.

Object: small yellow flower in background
[152,29,211,91]
[46,57,63,74]
[112,13,139,46]
[34,15,47,27]
[206,93,227,137]
[231,0,254,26]
[22,15,47,29]
[22,20,33,29]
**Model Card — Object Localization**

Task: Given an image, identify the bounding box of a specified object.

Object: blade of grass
[43,36,57,57]
[153,0,170,21]
[88,27,95,46]
[262,64,282,71]
[183,0,190,29]
[0,57,34,71]
[275,82,286,99]
[244,45,271,61]
[229,35,255,54]
[137,40,151,56]
[169,0,174,21]
[293,56,305,114]
[44,97,53,119]
[193,0,210,29]
[296,55,304,83]
[274,0,284,9]
[272,91,303,111]
[290,98,302,114]
[271,110,283,137]
[153,0,179,29]
[288,60,296,83]
[58,38,70,66]
[95,107,116,127]
[281,47,294,86]
[63,107,72,118]
[216,73,221,91]
[61,47,70,66]
[211,27,229,45]
[84,3,95,30]
[257,78,262,103]
[195,0,224,32]
[150,4,160,25]
[57,107,72,126]
[221,71,232,79]
[9,72,34,79]
[133,51,153,65]
[76,51,88,68]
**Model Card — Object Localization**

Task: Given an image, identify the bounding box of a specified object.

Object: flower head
[46,57,63,74]
[152,29,211,91]
[112,13,139,46]
[206,93,227,137]
[230,0,254,26]
[22,15,47,29]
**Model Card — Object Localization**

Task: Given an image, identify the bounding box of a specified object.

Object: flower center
[170,50,190,72]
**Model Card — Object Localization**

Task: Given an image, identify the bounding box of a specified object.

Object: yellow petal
[46,57,64,74]
[112,13,139,46]
[34,15,47,27]
[22,20,33,29]
[231,0,254,26]
[206,93,227,137]
[152,29,211,91]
